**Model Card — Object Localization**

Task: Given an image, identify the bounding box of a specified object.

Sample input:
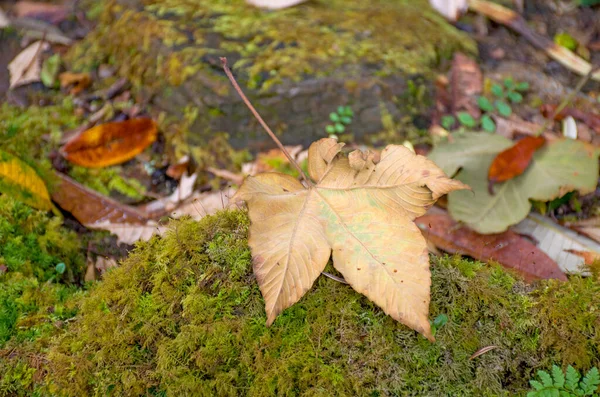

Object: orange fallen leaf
[487,136,546,194]
[59,72,92,95]
[61,118,158,168]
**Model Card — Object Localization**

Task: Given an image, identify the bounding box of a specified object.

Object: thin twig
[321,271,349,285]
[220,57,313,186]
[535,65,599,137]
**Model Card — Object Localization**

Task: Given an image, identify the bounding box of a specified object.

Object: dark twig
[220,57,313,186]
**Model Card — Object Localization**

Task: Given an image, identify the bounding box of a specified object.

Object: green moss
[68,0,475,92]
[0,101,81,190]
[0,196,85,282]
[0,210,585,395]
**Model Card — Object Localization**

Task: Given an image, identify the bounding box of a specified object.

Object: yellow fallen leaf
[0,150,52,210]
[233,138,468,340]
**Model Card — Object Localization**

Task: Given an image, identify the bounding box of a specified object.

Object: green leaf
[340,116,352,125]
[441,115,456,130]
[481,114,496,132]
[566,366,582,391]
[41,54,61,88]
[552,365,565,388]
[516,82,530,91]
[508,91,523,103]
[528,392,540,397]
[539,370,554,388]
[334,123,345,133]
[456,112,476,128]
[325,125,335,134]
[343,106,353,117]
[530,380,545,391]
[491,83,504,97]
[503,77,515,90]
[427,133,599,233]
[329,112,340,122]
[55,262,66,274]
[495,100,512,117]
[581,367,599,395]
[477,96,494,112]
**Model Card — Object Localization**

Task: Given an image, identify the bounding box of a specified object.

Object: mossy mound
[0,210,592,396]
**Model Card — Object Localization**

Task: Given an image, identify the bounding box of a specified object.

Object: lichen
[0,210,592,396]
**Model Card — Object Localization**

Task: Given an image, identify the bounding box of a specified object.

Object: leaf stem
[220,57,313,186]
[535,64,599,137]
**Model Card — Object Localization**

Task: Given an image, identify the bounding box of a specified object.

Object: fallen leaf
[8,40,49,89]
[416,209,567,281]
[13,1,68,25]
[89,220,166,245]
[40,53,61,87]
[233,138,468,340]
[469,0,600,81]
[0,150,53,211]
[450,53,483,118]
[61,118,158,168]
[428,132,599,233]
[59,72,92,95]
[51,172,149,225]
[487,136,546,194]
[245,0,307,10]
[511,213,600,274]
[540,104,600,134]
[565,217,600,244]
[494,115,554,140]
[563,249,600,266]
[429,0,468,21]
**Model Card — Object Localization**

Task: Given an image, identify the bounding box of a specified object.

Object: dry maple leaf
[233,138,468,340]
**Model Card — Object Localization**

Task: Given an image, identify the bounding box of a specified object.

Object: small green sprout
[430,313,448,337]
[326,106,354,135]
[527,365,600,397]
[442,77,528,133]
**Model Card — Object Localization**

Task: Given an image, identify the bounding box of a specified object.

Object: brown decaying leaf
[469,0,600,81]
[450,53,483,118]
[61,118,158,168]
[565,217,600,245]
[13,1,68,25]
[51,172,149,225]
[59,72,92,95]
[487,136,546,194]
[233,138,468,341]
[415,210,567,282]
[540,104,600,134]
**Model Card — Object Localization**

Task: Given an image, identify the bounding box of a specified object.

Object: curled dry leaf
[416,209,566,281]
[61,118,158,168]
[0,150,53,211]
[487,136,546,194]
[59,72,92,95]
[233,138,468,340]
[8,40,49,89]
[469,345,499,360]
